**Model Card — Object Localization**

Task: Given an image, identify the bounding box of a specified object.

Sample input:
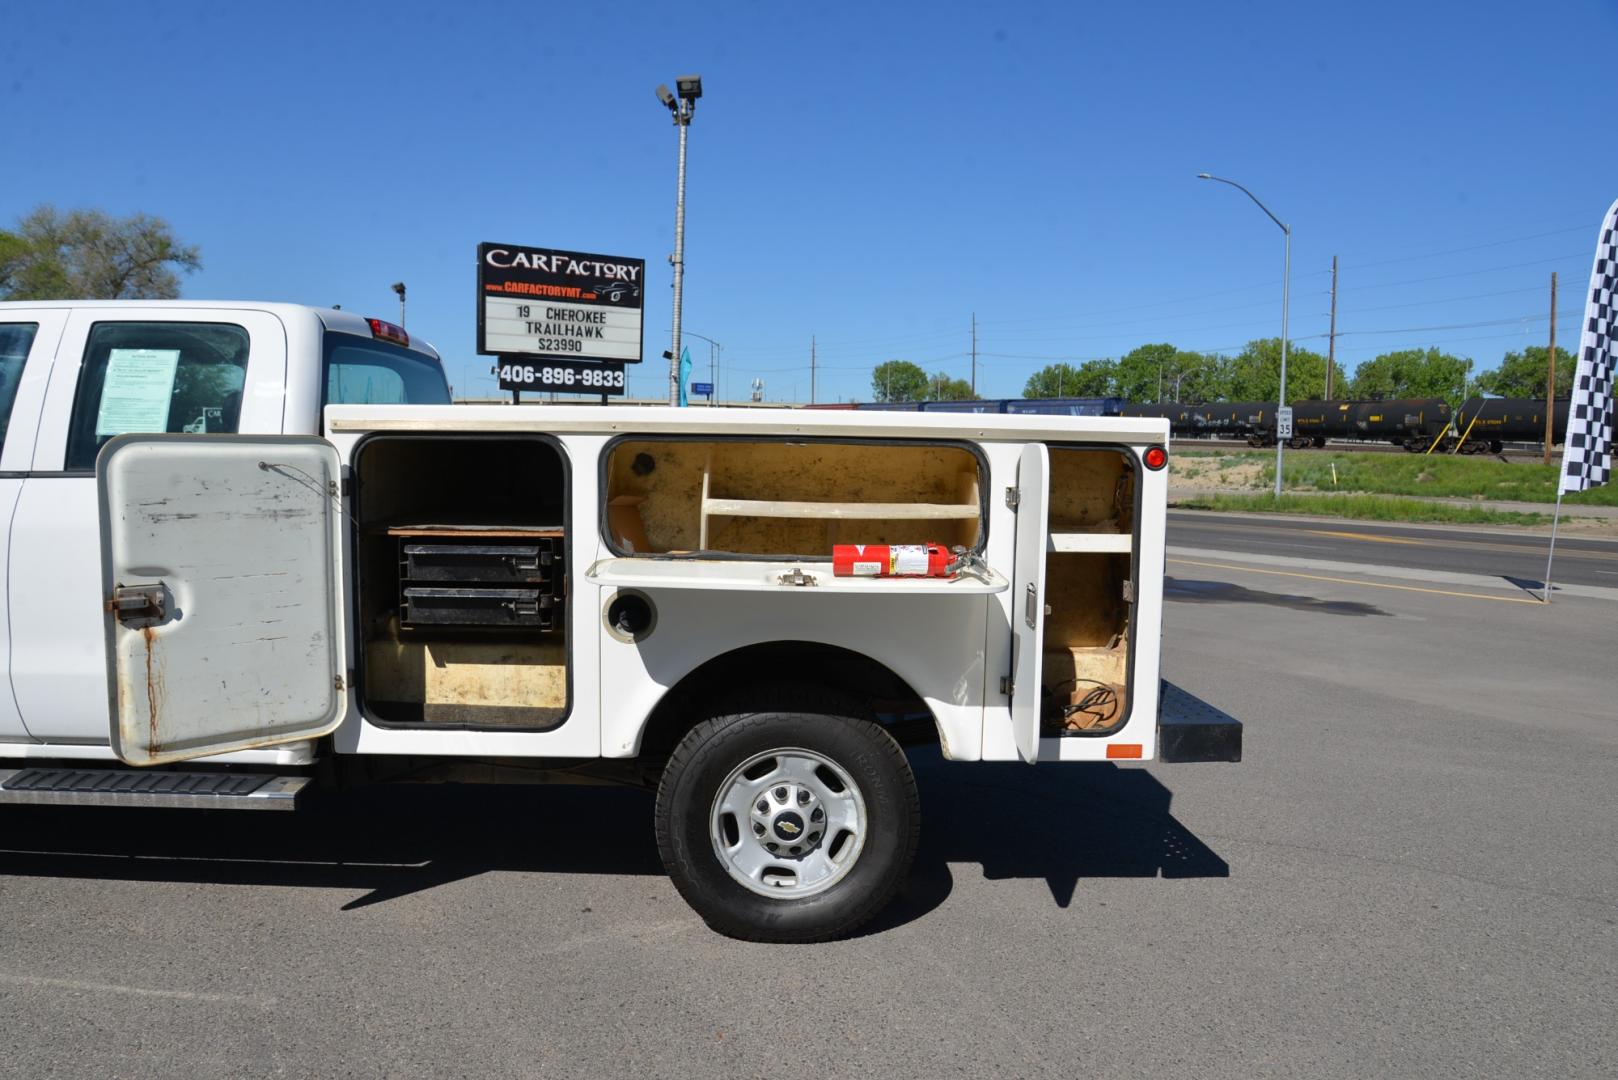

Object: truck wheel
[654,688,920,943]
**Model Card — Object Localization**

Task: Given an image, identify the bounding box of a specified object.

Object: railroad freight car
[1347,399,1452,451]
[1452,397,1569,453]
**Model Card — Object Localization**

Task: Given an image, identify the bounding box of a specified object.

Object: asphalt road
[1,525,1614,1078]
[1170,509,1618,589]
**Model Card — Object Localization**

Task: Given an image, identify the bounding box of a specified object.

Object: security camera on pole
[657,75,702,406]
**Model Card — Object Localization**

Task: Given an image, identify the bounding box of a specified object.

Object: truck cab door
[98,434,348,766]
[1008,442,1049,762]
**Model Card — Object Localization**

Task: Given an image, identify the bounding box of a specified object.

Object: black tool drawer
[401,542,555,584]
[401,587,559,629]
[393,532,565,631]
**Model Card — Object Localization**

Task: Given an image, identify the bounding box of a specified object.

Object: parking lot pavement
[1,561,1613,1078]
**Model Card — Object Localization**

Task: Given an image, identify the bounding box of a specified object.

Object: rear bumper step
[1157,681,1243,763]
[0,767,309,810]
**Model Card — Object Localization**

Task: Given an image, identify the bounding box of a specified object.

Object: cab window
[65,321,249,471]
[324,336,451,406]
[0,322,39,452]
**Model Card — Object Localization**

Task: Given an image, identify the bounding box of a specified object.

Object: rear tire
[654,687,920,943]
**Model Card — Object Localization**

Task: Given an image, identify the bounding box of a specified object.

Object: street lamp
[390,281,406,327]
[1198,172,1291,497]
[657,74,702,405]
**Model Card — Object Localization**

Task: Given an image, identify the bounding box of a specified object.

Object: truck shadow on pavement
[1166,576,1391,617]
[862,748,1229,933]
[0,751,1226,933]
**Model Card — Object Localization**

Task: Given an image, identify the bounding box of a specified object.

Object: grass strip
[1176,449,1617,506]
[1171,492,1553,526]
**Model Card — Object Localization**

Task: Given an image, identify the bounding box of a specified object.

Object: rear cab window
[323,334,450,406]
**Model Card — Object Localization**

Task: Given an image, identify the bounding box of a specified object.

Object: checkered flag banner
[1559,197,1618,493]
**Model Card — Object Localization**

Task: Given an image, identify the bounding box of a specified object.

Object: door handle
[108,584,166,623]
[1024,583,1038,629]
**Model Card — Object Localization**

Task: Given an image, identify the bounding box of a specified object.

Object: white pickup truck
[0,300,1239,941]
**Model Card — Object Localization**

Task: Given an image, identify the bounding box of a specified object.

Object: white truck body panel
[0,301,1172,768]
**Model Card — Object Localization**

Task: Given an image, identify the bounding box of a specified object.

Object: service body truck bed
[0,301,1238,941]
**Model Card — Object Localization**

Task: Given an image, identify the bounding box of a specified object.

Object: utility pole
[1326,256,1338,399]
[1545,271,1557,464]
[810,335,817,405]
[971,312,977,396]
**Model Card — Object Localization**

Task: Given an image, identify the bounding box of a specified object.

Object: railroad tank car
[1453,397,1569,452]
[1115,402,1206,435]
[1348,398,1451,451]
[1194,401,1272,442]
[1289,400,1354,446]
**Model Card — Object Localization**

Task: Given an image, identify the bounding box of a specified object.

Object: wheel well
[636,642,940,764]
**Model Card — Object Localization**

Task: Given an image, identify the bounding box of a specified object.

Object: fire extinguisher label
[851,561,882,576]
[891,545,929,575]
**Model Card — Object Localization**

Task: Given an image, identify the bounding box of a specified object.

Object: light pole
[657,75,702,405]
[391,281,406,327]
[1198,173,1291,497]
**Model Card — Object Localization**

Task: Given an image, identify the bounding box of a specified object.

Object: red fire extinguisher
[832,542,953,577]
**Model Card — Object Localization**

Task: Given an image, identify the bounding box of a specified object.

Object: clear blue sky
[4,0,1613,402]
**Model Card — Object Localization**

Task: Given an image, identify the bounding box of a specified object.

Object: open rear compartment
[354,436,570,728]
[603,438,984,558]
[1041,447,1136,737]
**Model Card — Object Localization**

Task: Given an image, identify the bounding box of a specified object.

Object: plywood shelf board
[1049,531,1132,553]
[703,498,980,520]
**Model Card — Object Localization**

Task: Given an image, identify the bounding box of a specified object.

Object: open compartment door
[98,435,348,766]
[1009,442,1050,762]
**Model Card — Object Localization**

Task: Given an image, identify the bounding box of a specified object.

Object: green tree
[927,372,974,401]
[1473,345,1577,399]
[1349,347,1472,405]
[1114,343,1177,402]
[0,205,200,300]
[1164,350,1230,404]
[1225,338,1339,402]
[1022,359,1116,398]
[871,359,928,402]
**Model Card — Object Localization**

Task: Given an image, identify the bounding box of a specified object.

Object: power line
[1335,252,1589,294]
[1339,222,1599,271]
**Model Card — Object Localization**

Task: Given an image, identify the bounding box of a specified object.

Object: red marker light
[367,318,410,347]
[1143,445,1168,471]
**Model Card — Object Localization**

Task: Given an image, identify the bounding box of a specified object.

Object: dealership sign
[477,243,644,393]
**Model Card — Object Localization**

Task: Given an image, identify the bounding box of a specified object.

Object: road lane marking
[1167,557,1545,604]
[1305,529,1430,545]
[1175,520,1618,561]
[0,972,273,1005]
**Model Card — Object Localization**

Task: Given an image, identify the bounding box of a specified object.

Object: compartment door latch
[107,584,166,623]
[777,568,818,587]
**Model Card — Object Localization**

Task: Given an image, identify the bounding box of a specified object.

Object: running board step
[0,767,308,810]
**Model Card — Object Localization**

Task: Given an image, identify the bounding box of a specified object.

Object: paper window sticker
[95,348,181,437]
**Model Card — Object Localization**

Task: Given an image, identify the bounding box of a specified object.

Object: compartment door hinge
[1004,486,1020,510]
[1123,578,1135,603]
[1000,674,1014,696]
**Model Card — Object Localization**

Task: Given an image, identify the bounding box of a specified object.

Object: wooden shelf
[378,522,564,539]
[702,498,980,521]
[1048,529,1132,554]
